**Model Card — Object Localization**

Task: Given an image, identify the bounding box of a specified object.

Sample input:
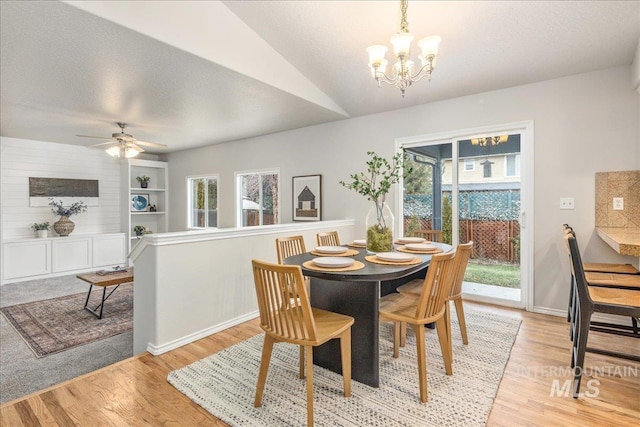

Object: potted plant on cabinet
[133,225,146,236]
[31,222,50,238]
[340,150,411,253]
[136,175,151,188]
[49,199,88,236]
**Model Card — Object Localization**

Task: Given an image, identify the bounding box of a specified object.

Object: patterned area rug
[0,284,133,358]
[168,308,521,426]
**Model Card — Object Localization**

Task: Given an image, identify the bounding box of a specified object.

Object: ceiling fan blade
[134,140,167,148]
[76,134,112,140]
[128,143,145,152]
[88,141,117,148]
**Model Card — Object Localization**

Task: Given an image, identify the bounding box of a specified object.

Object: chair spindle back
[415,251,457,319]
[252,260,317,342]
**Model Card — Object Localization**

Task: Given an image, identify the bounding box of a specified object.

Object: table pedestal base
[311,278,380,387]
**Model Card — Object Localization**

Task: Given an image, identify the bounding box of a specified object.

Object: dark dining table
[284,242,452,387]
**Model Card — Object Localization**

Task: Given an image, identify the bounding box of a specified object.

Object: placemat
[365,255,422,266]
[394,240,431,245]
[346,243,366,249]
[310,249,359,257]
[397,246,444,255]
[302,260,365,272]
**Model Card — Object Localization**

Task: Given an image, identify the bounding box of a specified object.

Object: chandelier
[470,135,509,147]
[366,0,441,97]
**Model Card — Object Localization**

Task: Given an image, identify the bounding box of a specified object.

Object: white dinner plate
[376,252,415,263]
[312,257,354,268]
[405,243,437,251]
[397,237,426,244]
[315,245,348,254]
[353,239,366,246]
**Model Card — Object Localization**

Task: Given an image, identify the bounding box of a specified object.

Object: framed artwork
[131,194,150,212]
[292,175,321,221]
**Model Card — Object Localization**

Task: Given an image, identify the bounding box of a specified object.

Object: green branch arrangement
[48,199,88,217]
[339,150,411,207]
[340,150,411,252]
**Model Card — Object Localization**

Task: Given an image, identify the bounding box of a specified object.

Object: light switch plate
[613,197,624,210]
[560,197,575,210]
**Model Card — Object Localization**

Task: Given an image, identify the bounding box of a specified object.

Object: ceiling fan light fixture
[79,122,166,157]
[105,144,140,158]
[125,146,141,158]
[105,146,121,157]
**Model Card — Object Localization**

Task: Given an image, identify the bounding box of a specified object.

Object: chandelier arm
[407,63,435,82]
[374,72,398,86]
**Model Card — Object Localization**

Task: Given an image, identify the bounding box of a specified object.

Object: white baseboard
[146,310,260,355]
[533,306,635,327]
[462,292,524,309]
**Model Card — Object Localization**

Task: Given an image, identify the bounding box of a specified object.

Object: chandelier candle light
[367,0,441,97]
[470,135,509,147]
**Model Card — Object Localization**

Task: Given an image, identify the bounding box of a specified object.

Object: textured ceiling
[1,1,639,155]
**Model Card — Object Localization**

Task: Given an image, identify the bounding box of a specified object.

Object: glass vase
[365,201,394,253]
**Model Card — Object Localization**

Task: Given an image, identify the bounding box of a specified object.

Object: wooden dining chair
[563,225,639,275]
[276,235,311,290]
[396,242,474,347]
[379,250,457,403]
[562,227,640,340]
[251,260,354,426]
[411,229,443,243]
[566,236,640,397]
[317,231,341,246]
[276,235,307,264]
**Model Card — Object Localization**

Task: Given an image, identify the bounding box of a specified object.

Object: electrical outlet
[560,197,574,210]
[613,197,624,210]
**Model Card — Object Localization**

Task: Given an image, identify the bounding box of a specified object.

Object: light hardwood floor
[1,302,638,426]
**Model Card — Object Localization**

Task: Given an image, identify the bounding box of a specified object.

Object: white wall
[166,66,640,313]
[0,137,122,239]
[130,220,355,354]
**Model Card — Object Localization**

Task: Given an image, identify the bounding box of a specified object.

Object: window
[236,170,279,226]
[481,160,493,178]
[187,175,218,228]
[464,159,475,171]
[505,154,521,177]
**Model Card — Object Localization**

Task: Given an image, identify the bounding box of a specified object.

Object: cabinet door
[52,238,92,272]
[93,234,126,267]
[3,241,51,279]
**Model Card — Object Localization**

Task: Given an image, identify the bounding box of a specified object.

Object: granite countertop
[596,227,640,257]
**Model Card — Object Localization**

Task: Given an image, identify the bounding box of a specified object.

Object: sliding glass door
[401,126,530,308]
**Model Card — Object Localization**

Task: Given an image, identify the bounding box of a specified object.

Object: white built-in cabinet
[2,233,126,284]
[122,159,168,252]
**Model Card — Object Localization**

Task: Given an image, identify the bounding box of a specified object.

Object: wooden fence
[404,217,520,263]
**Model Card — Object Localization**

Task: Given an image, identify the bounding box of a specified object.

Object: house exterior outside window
[505,154,521,177]
[464,158,475,171]
[481,159,494,178]
[187,175,218,229]
[236,170,279,226]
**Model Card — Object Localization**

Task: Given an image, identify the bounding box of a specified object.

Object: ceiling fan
[77,122,167,158]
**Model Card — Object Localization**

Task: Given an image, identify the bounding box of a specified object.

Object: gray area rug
[168,309,521,426]
[1,284,132,357]
[0,275,132,404]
